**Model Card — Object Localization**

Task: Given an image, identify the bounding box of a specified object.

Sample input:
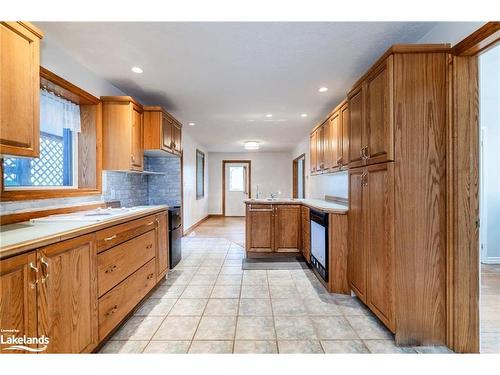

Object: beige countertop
[0,205,168,260]
[245,198,348,214]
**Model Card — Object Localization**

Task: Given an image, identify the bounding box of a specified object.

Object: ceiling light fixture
[188,122,196,126]
[131,66,143,74]
[244,141,260,150]
[301,113,308,118]
[265,114,273,118]
[318,87,328,93]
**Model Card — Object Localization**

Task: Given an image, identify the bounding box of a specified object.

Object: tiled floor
[100,234,453,354]
[481,263,500,353]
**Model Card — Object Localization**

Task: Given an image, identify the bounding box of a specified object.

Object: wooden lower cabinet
[0,252,38,353]
[37,234,98,353]
[246,204,274,252]
[301,206,311,263]
[274,205,301,252]
[348,163,396,332]
[156,213,169,282]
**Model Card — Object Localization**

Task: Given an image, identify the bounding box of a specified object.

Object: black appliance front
[310,209,329,282]
[168,206,182,269]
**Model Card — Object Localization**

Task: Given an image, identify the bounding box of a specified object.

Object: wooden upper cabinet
[101,96,144,171]
[37,234,98,353]
[310,131,318,173]
[143,106,182,156]
[246,204,274,252]
[317,125,325,172]
[339,101,349,169]
[0,22,43,158]
[328,111,341,171]
[0,251,38,353]
[274,204,301,252]
[365,56,394,165]
[348,85,363,168]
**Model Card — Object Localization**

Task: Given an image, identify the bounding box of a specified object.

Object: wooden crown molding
[452,22,500,56]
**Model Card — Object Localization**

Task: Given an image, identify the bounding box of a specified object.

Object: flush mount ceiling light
[318,87,328,93]
[301,113,308,118]
[244,141,260,150]
[131,66,143,74]
[265,113,273,118]
[188,122,196,126]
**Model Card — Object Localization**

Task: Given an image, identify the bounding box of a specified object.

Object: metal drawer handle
[147,273,155,280]
[147,221,155,226]
[29,262,39,289]
[105,265,117,274]
[104,234,117,242]
[249,209,274,212]
[105,305,118,316]
[40,257,49,283]
[146,243,153,249]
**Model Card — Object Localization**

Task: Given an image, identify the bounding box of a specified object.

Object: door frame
[292,153,306,199]
[447,22,500,353]
[222,160,251,216]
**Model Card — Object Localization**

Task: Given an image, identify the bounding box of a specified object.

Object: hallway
[186,217,245,247]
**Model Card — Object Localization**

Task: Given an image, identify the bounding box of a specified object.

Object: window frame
[0,67,102,201]
[195,149,205,200]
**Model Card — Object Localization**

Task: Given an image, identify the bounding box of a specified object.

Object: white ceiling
[37,22,439,152]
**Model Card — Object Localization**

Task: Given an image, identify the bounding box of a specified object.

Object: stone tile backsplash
[0,156,182,214]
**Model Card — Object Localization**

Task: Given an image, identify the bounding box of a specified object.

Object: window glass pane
[229,166,244,192]
[2,89,78,188]
[196,150,204,198]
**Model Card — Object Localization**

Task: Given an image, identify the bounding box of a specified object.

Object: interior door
[224,162,250,216]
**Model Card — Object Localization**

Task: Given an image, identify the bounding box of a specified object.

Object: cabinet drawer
[97,230,156,297]
[247,204,273,211]
[98,259,156,341]
[96,215,156,253]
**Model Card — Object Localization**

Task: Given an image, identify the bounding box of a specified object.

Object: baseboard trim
[482,257,500,265]
[183,215,210,236]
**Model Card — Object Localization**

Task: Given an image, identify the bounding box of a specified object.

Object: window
[196,149,205,199]
[229,166,245,192]
[3,89,79,188]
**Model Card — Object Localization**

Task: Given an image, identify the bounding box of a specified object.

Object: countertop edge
[0,206,168,260]
[244,200,348,214]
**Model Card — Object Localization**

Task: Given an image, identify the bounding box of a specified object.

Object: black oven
[310,209,329,282]
[168,206,182,269]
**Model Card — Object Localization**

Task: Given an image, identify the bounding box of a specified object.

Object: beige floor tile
[270,284,299,299]
[413,345,454,354]
[169,298,208,316]
[188,341,233,354]
[152,316,201,340]
[311,316,358,340]
[241,284,270,299]
[180,285,213,299]
[189,273,218,286]
[321,340,369,353]
[274,316,317,340]
[134,298,177,316]
[194,316,237,340]
[216,275,242,286]
[204,299,239,316]
[143,341,191,354]
[364,340,416,353]
[150,284,187,299]
[335,298,371,316]
[239,298,273,316]
[271,298,307,316]
[233,340,278,354]
[345,315,392,340]
[303,298,342,316]
[196,266,222,275]
[220,266,243,275]
[278,340,324,354]
[112,316,164,340]
[99,340,148,353]
[242,271,268,285]
[211,284,241,298]
[236,317,276,340]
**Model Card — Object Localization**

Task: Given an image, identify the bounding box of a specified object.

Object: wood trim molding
[196,149,205,200]
[221,160,252,216]
[40,67,99,105]
[452,22,500,56]
[183,215,210,236]
[292,153,306,199]
[0,202,106,225]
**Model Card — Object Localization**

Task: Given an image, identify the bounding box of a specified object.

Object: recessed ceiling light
[131,66,143,74]
[301,113,308,118]
[188,122,196,126]
[265,114,273,118]
[244,141,260,150]
[318,87,328,92]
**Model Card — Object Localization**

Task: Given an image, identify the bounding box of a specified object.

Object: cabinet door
[310,131,317,173]
[0,252,38,353]
[172,122,182,153]
[329,111,341,171]
[246,204,274,252]
[339,102,349,169]
[348,168,367,302]
[37,234,98,353]
[131,107,143,171]
[365,56,394,165]
[156,213,169,281]
[322,119,332,171]
[274,205,301,252]
[161,113,173,151]
[0,22,41,157]
[317,125,325,172]
[366,162,395,332]
[301,206,311,263]
[348,86,363,168]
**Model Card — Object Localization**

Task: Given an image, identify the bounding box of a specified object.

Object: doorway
[478,44,500,353]
[222,160,251,217]
[292,153,305,199]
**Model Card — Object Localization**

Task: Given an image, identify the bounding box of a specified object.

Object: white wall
[182,130,209,229]
[291,137,349,200]
[207,152,292,215]
[417,22,485,45]
[480,45,500,263]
